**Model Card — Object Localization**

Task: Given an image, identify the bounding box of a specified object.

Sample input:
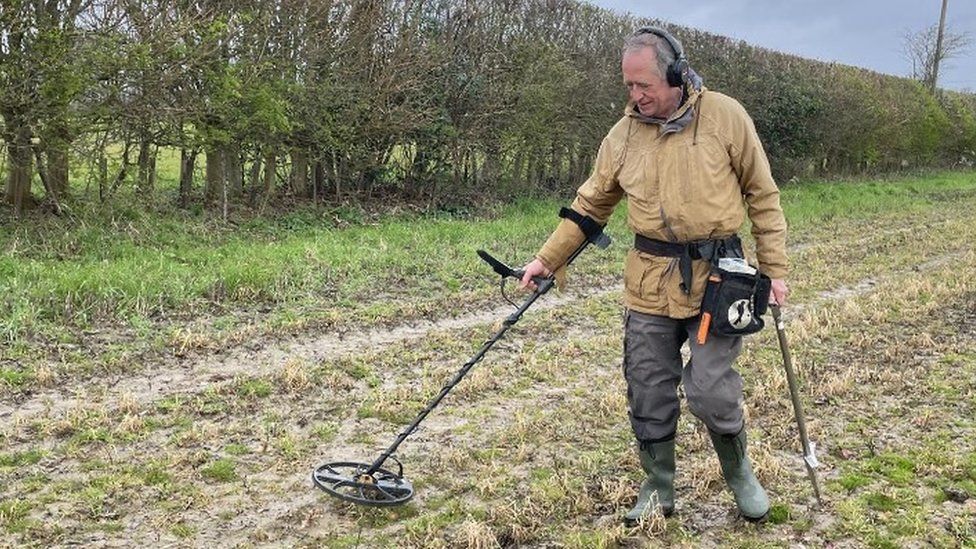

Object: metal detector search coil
[312,461,414,507]
[312,209,610,507]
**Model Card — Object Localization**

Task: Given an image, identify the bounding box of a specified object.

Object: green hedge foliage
[2,0,974,209]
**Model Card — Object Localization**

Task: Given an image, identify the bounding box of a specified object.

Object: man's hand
[770,278,789,306]
[519,258,552,291]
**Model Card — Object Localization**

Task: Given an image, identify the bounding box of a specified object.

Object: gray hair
[623,31,677,80]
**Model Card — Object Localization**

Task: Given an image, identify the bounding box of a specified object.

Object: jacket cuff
[536,218,585,271]
[759,263,788,279]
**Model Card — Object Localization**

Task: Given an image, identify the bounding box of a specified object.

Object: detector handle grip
[477,249,548,287]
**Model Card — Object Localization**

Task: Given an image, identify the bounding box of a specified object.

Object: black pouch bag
[700,262,771,337]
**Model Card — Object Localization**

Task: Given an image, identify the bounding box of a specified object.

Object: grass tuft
[199,459,238,483]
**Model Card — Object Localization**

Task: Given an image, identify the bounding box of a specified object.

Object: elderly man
[521,27,788,523]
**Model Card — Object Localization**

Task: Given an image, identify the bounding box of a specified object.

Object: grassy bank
[3,171,973,332]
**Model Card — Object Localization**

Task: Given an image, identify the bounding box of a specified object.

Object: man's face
[622,47,680,119]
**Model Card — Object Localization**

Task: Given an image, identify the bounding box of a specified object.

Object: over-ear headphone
[634,26,689,88]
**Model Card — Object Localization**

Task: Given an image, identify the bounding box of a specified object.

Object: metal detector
[312,212,610,507]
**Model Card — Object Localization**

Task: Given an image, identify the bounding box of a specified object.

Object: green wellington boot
[624,438,676,525]
[709,429,770,522]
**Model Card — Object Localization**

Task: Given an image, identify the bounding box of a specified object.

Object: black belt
[633,233,743,294]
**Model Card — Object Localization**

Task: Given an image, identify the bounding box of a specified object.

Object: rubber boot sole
[623,506,674,527]
[742,510,769,523]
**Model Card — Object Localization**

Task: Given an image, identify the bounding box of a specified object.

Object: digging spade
[770,305,823,506]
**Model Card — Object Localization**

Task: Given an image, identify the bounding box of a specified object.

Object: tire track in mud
[1,224,967,426]
[2,192,968,425]
[0,283,621,423]
[792,251,959,314]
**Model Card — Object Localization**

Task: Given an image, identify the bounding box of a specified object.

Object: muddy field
[3,180,976,547]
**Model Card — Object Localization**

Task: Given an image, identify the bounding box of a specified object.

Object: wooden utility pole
[931,0,949,91]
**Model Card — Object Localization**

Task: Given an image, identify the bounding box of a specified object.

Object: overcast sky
[584,0,976,92]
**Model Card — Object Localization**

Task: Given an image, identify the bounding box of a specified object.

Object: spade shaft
[771,305,823,506]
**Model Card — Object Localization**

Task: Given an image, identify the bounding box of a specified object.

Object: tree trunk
[226,142,243,199]
[482,146,500,189]
[179,148,197,208]
[98,153,108,202]
[32,145,62,215]
[526,152,540,189]
[549,144,562,189]
[107,142,132,199]
[137,137,154,199]
[450,145,462,193]
[470,150,479,189]
[47,145,69,197]
[407,145,426,198]
[149,151,157,195]
[291,148,309,197]
[569,146,584,184]
[313,159,325,203]
[261,151,276,206]
[204,146,225,203]
[512,149,525,188]
[4,124,34,214]
[332,151,341,200]
[247,151,262,205]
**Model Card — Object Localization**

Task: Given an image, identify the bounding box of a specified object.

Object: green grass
[170,523,195,539]
[766,502,792,524]
[223,443,250,456]
[0,449,44,468]
[837,472,872,492]
[199,458,238,483]
[0,195,607,349]
[0,499,42,537]
[778,171,976,232]
[0,366,32,387]
[1,171,973,359]
[141,464,172,487]
[235,378,273,399]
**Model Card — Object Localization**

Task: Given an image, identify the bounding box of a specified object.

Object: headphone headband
[633,26,689,88]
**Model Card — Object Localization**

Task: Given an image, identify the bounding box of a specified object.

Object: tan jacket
[537,87,788,319]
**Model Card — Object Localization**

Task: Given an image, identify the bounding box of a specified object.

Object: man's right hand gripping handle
[519,259,552,291]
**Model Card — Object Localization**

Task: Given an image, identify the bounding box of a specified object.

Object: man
[520,27,789,523]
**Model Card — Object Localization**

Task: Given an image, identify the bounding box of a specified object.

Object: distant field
[2,170,976,546]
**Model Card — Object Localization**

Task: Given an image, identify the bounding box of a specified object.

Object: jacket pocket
[618,147,655,203]
[624,249,667,305]
[682,136,731,205]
